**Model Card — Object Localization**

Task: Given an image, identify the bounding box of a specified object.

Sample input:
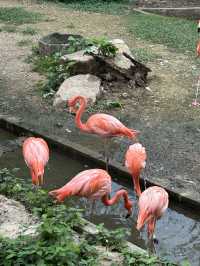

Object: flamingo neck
[75,97,88,132]
[102,190,132,214]
[132,169,141,197]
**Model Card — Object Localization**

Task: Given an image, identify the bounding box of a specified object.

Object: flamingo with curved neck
[125,143,146,197]
[68,96,140,171]
[136,186,169,240]
[49,169,133,217]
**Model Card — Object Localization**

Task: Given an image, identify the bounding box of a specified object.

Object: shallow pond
[0,128,199,265]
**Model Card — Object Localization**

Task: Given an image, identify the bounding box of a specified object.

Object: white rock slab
[53,74,101,107]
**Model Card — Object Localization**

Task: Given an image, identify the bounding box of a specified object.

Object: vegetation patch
[0,168,177,266]
[0,25,18,33]
[131,47,161,63]
[22,26,37,35]
[46,0,131,15]
[127,11,197,54]
[0,7,43,25]
[17,40,32,47]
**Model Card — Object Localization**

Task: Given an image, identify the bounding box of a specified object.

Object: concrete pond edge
[0,114,199,212]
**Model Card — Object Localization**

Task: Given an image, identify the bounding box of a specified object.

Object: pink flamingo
[136,186,169,240]
[49,169,133,217]
[23,137,49,186]
[68,96,140,170]
[125,143,146,197]
[197,40,200,57]
[197,19,200,33]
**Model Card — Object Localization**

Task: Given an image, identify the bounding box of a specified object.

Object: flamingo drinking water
[68,95,139,171]
[23,137,49,186]
[125,143,146,196]
[49,169,133,217]
[136,186,169,240]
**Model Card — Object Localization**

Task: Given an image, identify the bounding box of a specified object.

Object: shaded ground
[0,0,200,205]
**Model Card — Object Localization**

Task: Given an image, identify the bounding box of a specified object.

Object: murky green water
[0,129,199,265]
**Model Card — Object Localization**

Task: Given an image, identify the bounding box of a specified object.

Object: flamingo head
[136,208,151,231]
[31,164,45,186]
[125,199,133,218]
[67,96,87,113]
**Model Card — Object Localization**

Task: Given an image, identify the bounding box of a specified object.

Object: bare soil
[0,0,200,204]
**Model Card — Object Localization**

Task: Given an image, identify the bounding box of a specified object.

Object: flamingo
[68,95,140,171]
[197,40,200,57]
[197,19,200,33]
[136,186,169,240]
[125,143,146,197]
[23,137,49,186]
[49,169,133,217]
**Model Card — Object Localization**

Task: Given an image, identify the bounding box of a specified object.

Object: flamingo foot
[153,235,159,244]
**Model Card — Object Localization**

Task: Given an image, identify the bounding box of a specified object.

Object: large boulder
[0,195,38,238]
[53,74,101,107]
[110,39,134,70]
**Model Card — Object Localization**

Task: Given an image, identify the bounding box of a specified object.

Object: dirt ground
[0,0,200,204]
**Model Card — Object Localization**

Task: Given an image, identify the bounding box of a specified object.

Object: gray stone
[60,50,96,75]
[110,39,134,70]
[53,74,101,107]
[0,195,38,239]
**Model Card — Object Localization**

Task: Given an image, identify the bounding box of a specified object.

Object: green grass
[0,25,18,33]
[131,47,160,63]
[52,0,131,15]
[17,40,32,47]
[127,11,197,54]
[22,26,37,35]
[0,7,43,25]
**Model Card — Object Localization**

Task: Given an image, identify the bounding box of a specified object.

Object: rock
[53,74,101,107]
[38,33,83,56]
[121,92,128,99]
[60,50,97,75]
[110,39,133,70]
[0,195,38,238]
[111,39,132,56]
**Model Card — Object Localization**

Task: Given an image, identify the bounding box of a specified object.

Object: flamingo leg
[103,138,110,172]
[90,200,96,216]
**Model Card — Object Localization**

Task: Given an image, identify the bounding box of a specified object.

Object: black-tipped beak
[125,212,131,219]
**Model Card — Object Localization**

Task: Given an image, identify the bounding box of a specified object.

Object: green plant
[0,168,98,265]
[122,249,177,266]
[86,223,128,252]
[0,7,43,25]
[85,37,118,57]
[66,36,88,53]
[29,50,74,95]
[22,26,37,35]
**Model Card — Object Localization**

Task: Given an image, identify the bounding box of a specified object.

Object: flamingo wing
[86,114,134,137]
[23,137,49,167]
[50,169,111,201]
[137,186,168,225]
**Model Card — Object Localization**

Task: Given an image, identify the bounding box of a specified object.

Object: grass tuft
[22,26,37,35]
[0,7,43,25]
[127,11,197,54]
[131,47,160,63]
[1,25,18,33]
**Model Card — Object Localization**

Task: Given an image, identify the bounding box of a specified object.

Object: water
[0,129,200,266]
